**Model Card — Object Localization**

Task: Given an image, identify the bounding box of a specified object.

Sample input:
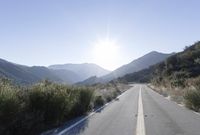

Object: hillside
[117,67,155,83]
[76,76,103,86]
[118,41,200,86]
[49,63,110,81]
[152,41,200,88]
[0,59,110,85]
[117,41,200,111]
[78,51,172,85]
[0,59,80,85]
[102,51,172,81]
[51,69,81,84]
[0,59,42,84]
[150,41,200,111]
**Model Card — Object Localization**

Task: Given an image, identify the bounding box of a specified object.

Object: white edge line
[57,88,129,135]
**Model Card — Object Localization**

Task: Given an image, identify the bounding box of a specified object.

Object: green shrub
[192,77,200,90]
[105,95,112,102]
[184,90,200,112]
[78,88,94,112]
[94,96,105,107]
[0,79,104,135]
[70,88,94,117]
[27,83,75,126]
[112,91,119,99]
[0,81,21,134]
[0,91,20,120]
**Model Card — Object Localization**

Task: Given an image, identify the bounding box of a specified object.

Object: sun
[92,38,119,70]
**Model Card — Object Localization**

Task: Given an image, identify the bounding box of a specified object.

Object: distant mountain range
[0,51,173,85]
[0,59,110,85]
[77,51,173,85]
[49,63,110,81]
[0,59,60,85]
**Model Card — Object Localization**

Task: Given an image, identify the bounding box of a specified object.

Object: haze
[0,0,200,70]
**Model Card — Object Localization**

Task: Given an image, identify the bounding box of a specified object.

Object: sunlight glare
[92,38,119,70]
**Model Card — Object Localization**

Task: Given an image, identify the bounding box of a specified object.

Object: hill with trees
[78,51,172,85]
[118,41,200,111]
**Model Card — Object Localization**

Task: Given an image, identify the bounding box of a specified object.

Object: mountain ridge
[0,59,109,85]
[117,41,200,85]
[49,63,110,81]
[0,51,173,85]
[77,51,173,85]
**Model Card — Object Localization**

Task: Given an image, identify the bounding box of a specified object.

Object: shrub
[70,88,94,117]
[0,79,122,135]
[105,95,112,102]
[192,77,200,90]
[112,91,119,99]
[28,84,71,125]
[78,88,94,113]
[184,90,200,112]
[94,96,105,107]
[0,81,21,134]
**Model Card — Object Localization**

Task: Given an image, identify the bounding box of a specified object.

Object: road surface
[48,84,200,135]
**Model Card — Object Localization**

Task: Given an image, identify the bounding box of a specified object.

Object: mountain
[78,51,172,85]
[117,66,156,83]
[102,51,173,81]
[151,41,200,87]
[0,59,82,85]
[0,59,38,84]
[76,76,102,86]
[51,69,81,84]
[49,63,110,81]
[0,59,61,85]
[0,58,110,85]
[0,51,173,85]
[118,41,200,86]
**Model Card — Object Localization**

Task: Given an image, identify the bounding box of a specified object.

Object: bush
[78,88,94,113]
[105,95,112,102]
[112,91,119,99]
[70,88,94,117]
[0,79,95,135]
[184,90,200,112]
[0,80,21,134]
[192,77,200,90]
[0,79,127,135]
[28,84,71,125]
[94,96,105,107]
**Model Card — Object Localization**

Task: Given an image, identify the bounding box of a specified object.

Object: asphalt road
[50,84,200,135]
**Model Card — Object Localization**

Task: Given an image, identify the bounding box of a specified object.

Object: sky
[0,0,200,71]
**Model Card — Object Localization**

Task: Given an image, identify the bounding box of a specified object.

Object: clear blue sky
[0,0,200,70]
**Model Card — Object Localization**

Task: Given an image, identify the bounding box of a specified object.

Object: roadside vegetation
[150,41,200,112]
[0,78,129,135]
[118,41,200,112]
[149,76,200,112]
[184,77,200,112]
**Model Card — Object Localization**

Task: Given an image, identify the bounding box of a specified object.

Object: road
[49,84,200,135]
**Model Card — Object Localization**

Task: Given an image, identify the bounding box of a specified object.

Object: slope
[49,63,110,81]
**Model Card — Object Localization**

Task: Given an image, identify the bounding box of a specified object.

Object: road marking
[136,86,146,135]
[56,89,129,135]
